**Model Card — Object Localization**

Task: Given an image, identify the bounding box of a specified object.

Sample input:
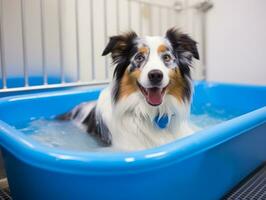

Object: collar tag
[154,114,169,129]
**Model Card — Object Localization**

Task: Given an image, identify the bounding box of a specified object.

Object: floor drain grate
[223,163,266,200]
[0,188,12,200]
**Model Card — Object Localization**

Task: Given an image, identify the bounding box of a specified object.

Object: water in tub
[17,104,241,152]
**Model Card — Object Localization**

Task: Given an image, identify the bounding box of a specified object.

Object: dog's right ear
[102,32,138,63]
[102,35,123,56]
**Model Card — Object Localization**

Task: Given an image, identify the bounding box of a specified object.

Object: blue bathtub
[0,81,265,200]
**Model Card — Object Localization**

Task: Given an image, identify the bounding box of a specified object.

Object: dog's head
[102,28,199,106]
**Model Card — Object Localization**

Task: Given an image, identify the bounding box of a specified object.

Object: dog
[58,28,199,151]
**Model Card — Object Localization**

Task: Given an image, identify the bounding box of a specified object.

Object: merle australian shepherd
[58,28,199,151]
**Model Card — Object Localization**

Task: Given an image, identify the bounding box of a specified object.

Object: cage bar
[58,0,64,83]
[159,7,162,35]
[0,0,6,89]
[139,2,142,36]
[128,0,131,29]
[75,0,80,82]
[90,0,95,80]
[0,80,109,94]
[40,0,47,85]
[20,0,28,86]
[103,0,108,79]
[116,0,120,33]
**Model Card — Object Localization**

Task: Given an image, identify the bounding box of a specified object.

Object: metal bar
[141,2,152,35]
[201,9,206,78]
[148,4,153,35]
[175,8,179,27]
[184,0,189,31]
[167,8,171,29]
[0,80,109,93]
[20,0,28,86]
[57,0,64,83]
[116,0,120,33]
[0,0,7,88]
[193,0,213,80]
[103,0,108,79]
[128,0,131,29]
[159,7,162,35]
[75,0,80,81]
[139,2,142,35]
[40,0,47,85]
[130,0,176,10]
[90,0,95,80]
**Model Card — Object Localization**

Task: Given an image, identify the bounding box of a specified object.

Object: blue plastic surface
[0,81,266,200]
[0,76,73,88]
[0,77,74,98]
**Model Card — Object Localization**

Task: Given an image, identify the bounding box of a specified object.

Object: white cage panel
[0,0,212,93]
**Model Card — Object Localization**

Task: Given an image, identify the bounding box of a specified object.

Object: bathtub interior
[191,81,266,115]
[0,80,265,159]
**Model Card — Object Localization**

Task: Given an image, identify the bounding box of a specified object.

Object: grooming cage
[0,0,266,200]
[0,0,209,94]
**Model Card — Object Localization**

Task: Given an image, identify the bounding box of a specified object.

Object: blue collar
[154,114,170,129]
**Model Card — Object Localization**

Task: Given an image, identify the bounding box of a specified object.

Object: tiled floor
[223,163,266,200]
[0,187,12,200]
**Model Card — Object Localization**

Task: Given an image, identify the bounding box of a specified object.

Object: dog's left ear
[166,28,199,64]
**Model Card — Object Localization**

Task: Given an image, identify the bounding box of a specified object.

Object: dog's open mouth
[137,82,167,106]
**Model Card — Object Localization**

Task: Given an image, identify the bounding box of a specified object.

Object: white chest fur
[96,86,193,151]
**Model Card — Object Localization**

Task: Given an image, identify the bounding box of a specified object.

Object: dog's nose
[148,70,163,85]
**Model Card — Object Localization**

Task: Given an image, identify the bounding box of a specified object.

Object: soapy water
[18,108,240,152]
[19,120,101,152]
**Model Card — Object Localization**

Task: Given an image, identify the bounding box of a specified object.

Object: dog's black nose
[148,70,163,85]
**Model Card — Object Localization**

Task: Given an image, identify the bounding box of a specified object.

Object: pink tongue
[147,88,162,106]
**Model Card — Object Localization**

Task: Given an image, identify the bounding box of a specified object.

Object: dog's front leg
[57,102,112,146]
[82,106,112,146]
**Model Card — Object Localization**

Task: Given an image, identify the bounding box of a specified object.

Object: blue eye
[135,54,145,63]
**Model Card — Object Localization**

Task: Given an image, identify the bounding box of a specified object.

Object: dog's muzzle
[137,82,168,106]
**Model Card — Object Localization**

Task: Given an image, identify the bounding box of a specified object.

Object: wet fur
[57,28,199,151]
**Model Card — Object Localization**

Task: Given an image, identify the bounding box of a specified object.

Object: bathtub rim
[0,82,266,175]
